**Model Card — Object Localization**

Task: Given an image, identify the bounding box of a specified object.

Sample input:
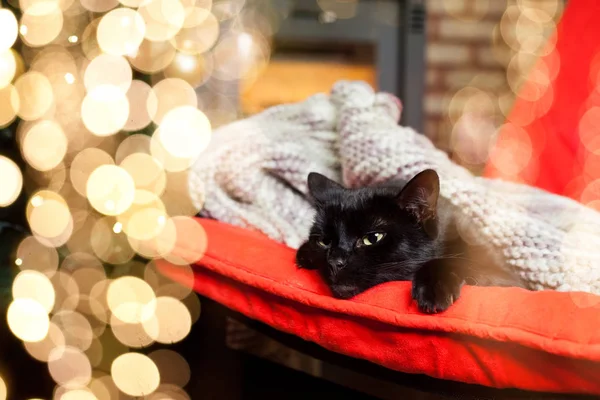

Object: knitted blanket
[188,81,600,294]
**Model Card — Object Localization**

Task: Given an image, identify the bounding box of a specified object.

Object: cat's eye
[360,232,385,246]
[316,238,332,249]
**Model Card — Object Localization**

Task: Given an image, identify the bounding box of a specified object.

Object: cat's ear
[396,169,440,232]
[307,172,343,204]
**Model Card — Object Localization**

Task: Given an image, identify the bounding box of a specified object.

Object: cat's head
[296,169,441,299]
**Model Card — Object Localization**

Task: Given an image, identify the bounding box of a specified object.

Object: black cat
[295,169,527,314]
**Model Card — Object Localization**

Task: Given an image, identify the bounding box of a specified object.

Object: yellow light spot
[16,236,59,276]
[0,375,6,400]
[24,321,65,362]
[110,313,155,347]
[90,217,135,264]
[172,8,219,55]
[146,77,197,125]
[128,39,176,74]
[0,9,18,52]
[81,84,130,136]
[48,346,92,389]
[123,80,153,131]
[97,8,146,56]
[0,84,19,128]
[138,0,185,42]
[70,148,114,196]
[111,353,160,397]
[84,54,132,93]
[12,270,55,312]
[0,49,17,89]
[22,120,68,171]
[26,190,73,247]
[20,3,64,47]
[155,105,211,160]
[51,310,94,351]
[107,276,156,323]
[86,165,135,216]
[0,155,23,207]
[67,35,78,43]
[120,153,167,195]
[64,72,75,84]
[7,298,50,342]
[143,296,192,344]
[115,134,151,163]
[113,222,123,233]
[14,71,54,121]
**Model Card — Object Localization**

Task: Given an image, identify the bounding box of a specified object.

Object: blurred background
[0,0,565,399]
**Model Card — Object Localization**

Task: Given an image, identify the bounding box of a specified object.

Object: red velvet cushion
[158,218,600,396]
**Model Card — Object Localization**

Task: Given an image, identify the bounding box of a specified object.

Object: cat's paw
[295,241,318,270]
[411,262,464,314]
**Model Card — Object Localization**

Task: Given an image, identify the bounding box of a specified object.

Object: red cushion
[157,218,600,396]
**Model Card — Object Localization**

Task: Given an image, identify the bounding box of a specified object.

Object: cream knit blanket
[188,81,600,294]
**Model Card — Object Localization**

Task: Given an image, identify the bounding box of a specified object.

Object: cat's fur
[295,169,527,313]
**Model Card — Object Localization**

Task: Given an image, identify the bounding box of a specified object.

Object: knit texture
[188,81,600,294]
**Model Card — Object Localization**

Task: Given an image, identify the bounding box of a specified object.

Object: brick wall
[424,0,565,171]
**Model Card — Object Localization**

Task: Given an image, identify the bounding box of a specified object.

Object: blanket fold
[188,81,600,294]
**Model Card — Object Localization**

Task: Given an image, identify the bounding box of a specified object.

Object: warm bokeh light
[12,270,56,312]
[1,0,247,393]
[116,189,168,240]
[70,148,114,196]
[139,0,185,42]
[155,105,212,160]
[107,276,156,323]
[90,217,135,264]
[123,80,154,131]
[143,296,192,344]
[0,376,6,400]
[24,322,66,362]
[22,120,68,171]
[86,164,136,216]
[0,9,18,52]
[0,155,23,207]
[7,298,50,342]
[97,8,146,56]
[51,310,94,351]
[0,84,20,127]
[147,77,197,124]
[20,3,64,47]
[47,345,92,389]
[111,352,160,396]
[81,84,130,136]
[128,39,176,74]
[16,236,60,276]
[120,153,167,195]
[26,190,73,247]
[84,53,132,93]
[0,50,17,89]
[14,71,54,121]
[172,7,219,55]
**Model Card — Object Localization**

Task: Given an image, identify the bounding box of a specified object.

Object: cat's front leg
[411,259,465,314]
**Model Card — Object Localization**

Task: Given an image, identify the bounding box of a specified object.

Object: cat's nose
[329,257,346,268]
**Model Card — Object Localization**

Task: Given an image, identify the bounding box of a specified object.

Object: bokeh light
[7,298,50,342]
[0,155,23,207]
[111,353,160,396]
[1,0,262,396]
[97,8,146,56]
